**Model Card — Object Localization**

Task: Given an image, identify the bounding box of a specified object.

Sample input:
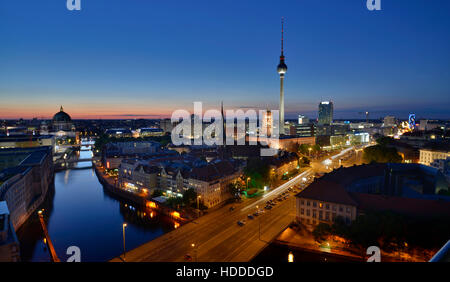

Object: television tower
[277,17,288,135]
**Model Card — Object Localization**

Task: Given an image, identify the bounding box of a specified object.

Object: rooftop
[349,192,450,217]
[296,163,450,216]
[296,179,358,206]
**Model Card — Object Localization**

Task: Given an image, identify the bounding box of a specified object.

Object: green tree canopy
[362,145,403,163]
[244,158,270,188]
[152,189,164,197]
[183,188,197,205]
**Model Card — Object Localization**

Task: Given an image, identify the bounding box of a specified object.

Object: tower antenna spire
[281,17,284,56]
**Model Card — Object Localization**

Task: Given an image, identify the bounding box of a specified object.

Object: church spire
[60,105,64,112]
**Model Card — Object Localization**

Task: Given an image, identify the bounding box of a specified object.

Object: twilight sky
[0,0,449,120]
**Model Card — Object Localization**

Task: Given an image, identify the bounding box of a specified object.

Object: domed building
[52,106,73,131]
[48,106,77,141]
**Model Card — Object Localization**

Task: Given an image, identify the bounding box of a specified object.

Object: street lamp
[197,195,201,217]
[122,223,127,261]
[246,177,251,189]
[288,251,294,262]
[191,243,198,262]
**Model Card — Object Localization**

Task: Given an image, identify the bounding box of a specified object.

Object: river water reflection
[17,144,177,262]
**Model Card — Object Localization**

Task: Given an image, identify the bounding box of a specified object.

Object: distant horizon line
[1,116,449,121]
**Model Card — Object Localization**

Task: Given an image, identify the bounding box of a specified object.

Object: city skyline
[1,0,450,120]
[1,1,449,265]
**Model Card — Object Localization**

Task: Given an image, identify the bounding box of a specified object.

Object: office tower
[318,101,333,125]
[298,115,309,125]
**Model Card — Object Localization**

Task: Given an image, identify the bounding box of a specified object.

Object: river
[16,142,177,262]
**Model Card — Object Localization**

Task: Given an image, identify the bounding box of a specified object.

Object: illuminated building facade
[261,110,273,137]
[318,101,333,125]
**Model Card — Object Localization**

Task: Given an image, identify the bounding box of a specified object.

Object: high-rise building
[318,101,333,125]
[383,116,396,127]
[298,115,309,125]
[294,123,316,137]
[408,114,416,130]
[261,110,273,137]
[277,18,287,134]
[159,118,174,133]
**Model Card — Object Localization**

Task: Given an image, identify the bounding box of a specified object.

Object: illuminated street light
[246,177,251,189]
[197,195,201,217]
[288,251,294,262]
[122,223,127,261]
[191,243,198,262]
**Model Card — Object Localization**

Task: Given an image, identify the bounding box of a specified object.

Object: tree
[331,216,349,238]
[313,223,332,243]
[298,144,321,157]
[298,144,310,155]
[183,188,197,206]
[362,145,403,163]
[376,136,395,146]
[317,211,450,252]
[166,197,184,209]
[152,189,163,198]
[299,156,310,167]
[228,182,242,198]
[244,158,270,188]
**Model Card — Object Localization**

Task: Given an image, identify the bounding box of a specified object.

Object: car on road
[265,205,272,210]
[247,214,254,219]
[253,212,259,217]
[229,206,235,211]
[237,220,245,226]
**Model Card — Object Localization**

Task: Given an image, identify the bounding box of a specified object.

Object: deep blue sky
[0,0,449,119]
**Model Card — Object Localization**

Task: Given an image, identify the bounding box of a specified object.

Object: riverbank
[94,164,190,223]
[94,164,148,206]
[17,164,179,261]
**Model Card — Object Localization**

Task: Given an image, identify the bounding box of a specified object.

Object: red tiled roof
[190,160,236,182]
[323,163,386,186]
